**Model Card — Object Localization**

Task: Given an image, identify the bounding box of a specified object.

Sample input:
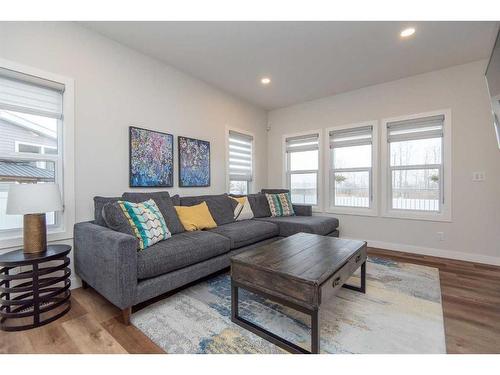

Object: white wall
[268,60,500,265]
[0,22,268,225]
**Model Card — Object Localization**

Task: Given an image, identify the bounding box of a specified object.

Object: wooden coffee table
[230,232,367,354]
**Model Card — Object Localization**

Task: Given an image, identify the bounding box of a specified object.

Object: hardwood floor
[1,247,499,354]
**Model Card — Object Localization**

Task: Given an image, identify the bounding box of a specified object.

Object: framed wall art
[178,136,210,187]
[129,126,174,187]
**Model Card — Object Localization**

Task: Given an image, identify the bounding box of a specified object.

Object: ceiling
[82,21,499,110]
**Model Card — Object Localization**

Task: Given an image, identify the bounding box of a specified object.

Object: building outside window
[285,132,320,206]
[228,130,253,195]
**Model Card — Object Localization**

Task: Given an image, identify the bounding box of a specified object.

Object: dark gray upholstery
[135,253,230,305]
[135,236,284,305]
[137,231,230,279]
[209,220,279,249]
[180,194,236,225]
[228,236,283,257]
[261,189,290,194]
[247,193,271,218]
[93,196,121,227]
[122,191,184,234]
[76,191,341,314]
[255,215,339,237]
[327,229,340,237]
[74,221,138,309]
[171,194,181,206]
[293,204,313,216]
[102,202,135,237]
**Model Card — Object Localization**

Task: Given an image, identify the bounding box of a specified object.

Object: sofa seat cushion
[137,231,230,280]
[209,220,279,249]
[255,216,339,237]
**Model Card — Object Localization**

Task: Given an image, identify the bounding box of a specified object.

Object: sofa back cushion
[180,194,236,225]
[246,193,272,218]
[93,196,121,227]
[261,189,290,194]
[174,202,218,231]
[122,191,184,234]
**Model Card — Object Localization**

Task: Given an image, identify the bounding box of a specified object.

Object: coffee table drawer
[319,248,366,304]
[319,263,351,303]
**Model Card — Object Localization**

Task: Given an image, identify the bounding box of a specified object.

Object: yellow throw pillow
[174,202,217,231]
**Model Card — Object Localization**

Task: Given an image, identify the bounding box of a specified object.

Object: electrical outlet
[472,171,485,182]
[437,232,445,241]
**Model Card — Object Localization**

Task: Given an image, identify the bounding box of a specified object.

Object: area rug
[131,257,446,353]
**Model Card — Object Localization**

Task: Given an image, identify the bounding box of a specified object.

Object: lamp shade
[6,183,63,215]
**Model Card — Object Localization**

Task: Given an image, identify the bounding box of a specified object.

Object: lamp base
[23,214,47,254]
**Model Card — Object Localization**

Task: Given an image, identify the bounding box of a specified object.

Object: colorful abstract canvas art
[129,126,174,187]
[178,136,210,187]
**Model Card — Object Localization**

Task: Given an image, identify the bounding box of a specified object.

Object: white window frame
[226,126,254,195]
[325,121,379,217]
[0,58,75,248]
[282,129,323,211]
[381,109,452,222]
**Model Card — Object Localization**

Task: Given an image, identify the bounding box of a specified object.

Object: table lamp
[6,183,63,254]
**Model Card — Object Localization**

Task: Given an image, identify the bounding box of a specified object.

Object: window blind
[329,126,372,148]
[285,133,319,153]
[228,130,253,181]
[387,115,444,142]
[0,68,64,119]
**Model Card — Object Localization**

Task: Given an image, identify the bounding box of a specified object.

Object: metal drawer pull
[332,276,341,287]
[355,255,361,263]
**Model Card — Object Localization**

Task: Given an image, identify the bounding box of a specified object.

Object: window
[382,111,451,221]
[228,130,253,195]
[285,133,320,205]
[0,67,64,235]
[328,124,376,214]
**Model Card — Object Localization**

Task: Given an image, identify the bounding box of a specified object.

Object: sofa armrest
[293,204,312,216]
[74,221,138,309]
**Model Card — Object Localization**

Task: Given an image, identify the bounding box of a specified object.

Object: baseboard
[366,239,500,266]
[70,275,82,289]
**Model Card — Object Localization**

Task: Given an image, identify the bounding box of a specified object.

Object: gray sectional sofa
[74,189,339,324]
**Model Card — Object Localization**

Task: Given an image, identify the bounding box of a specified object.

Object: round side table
[0,244,71,331]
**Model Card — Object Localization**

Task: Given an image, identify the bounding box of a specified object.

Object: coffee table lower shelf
[230,261,366,354]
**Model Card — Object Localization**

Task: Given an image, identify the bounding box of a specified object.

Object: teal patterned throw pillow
[265,193,295,217]
[118,199,171,250]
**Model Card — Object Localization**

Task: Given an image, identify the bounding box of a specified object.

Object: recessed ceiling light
[400,27,416,38]
[260,77,271,85]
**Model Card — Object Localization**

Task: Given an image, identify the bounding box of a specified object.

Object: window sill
[0,227,73,251]
[381,210,451,223]
[325,207,378,217]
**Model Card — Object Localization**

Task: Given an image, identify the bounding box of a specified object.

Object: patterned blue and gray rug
[131,257,446,353]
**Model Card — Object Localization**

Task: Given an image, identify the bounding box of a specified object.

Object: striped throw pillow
[118,199,171,250]
[265,193,295,217]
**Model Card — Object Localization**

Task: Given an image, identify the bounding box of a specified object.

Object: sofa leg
[122,307,132,325]
[81,280,89,289]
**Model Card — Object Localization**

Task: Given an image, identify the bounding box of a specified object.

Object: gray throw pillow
[247,193,272,218]
[122,192,184,234]
[101,202,135,237]
[180,194,235,225]
[93,196,121,227]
